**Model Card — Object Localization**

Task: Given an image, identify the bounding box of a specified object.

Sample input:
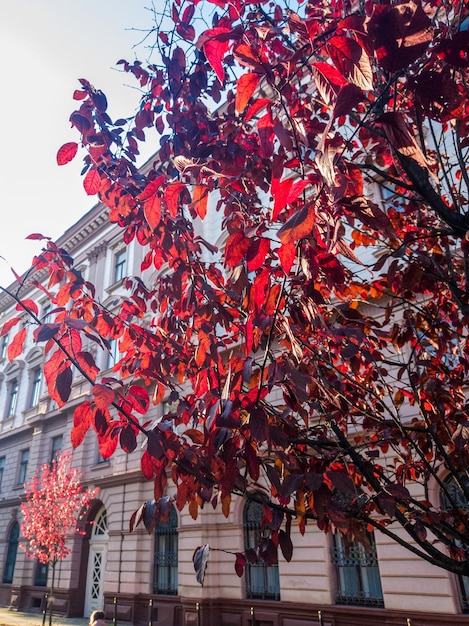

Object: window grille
[331,532,384,606]
[153,505,178,595]
[243,500,280,600]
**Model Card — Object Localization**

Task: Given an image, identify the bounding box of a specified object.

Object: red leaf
[26,233,48,241]
[271,178,293,220]
[245,443,260,481]
[141,450,159,480]
[191,185,209,219]
[246,238,270,272]
[333,84,365,119]
[17,299,39,316]
[258,111,275,158]
[197,28,231,82]
[165,182,188,216]
[71,402,93,448]
[127,385,150,415]
[225,232,250,268]
[278,242,296,274]
[93,384,115,409]
[312,62,347,105]
[234,552,246,577]
[327,35,373,91]
[56,142,78,166]
[235,73,260,114]
[7,328,26,362]
[76,351,99,382]
[138,175,166,201]
[279,529,293,562]
[83,168,101,195]
[73,90,87,100]
[56,366,72,404]
[98,429,119,459]
[1,317,21,337]
[245,98,271,122]
[278,203,315,244]
[144,194,161,231]
[120,424,138,454]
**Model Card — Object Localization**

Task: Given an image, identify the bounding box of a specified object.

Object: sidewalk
[0,608,87,626]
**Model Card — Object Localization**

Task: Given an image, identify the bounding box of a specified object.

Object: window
[50,436,62,464]
[243,500,280,600]
[331,532,384,606]
[42,304,51,323]
[6,378,18,417]
[153,505,178,595]
[0,457,4,491]
[3,521,19,584]
[1,334,8,360]
[106,338,119,369]
[34,561,48,587]
[29,367,42,408]
[441,474,469,611]
[18,449,29,485]
[114,250,126,283]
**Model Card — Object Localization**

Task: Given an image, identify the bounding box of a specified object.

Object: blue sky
[0,1,152,286]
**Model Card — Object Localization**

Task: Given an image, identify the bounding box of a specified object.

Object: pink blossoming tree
[21,451,96,625]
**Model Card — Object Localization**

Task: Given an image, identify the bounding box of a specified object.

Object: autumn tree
[21,451,96,625]
[3,0,469,580]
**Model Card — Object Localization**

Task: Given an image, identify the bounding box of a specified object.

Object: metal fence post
[113,595,118,626]
[318,610,324,626]
[148,597,153,626]
[41,593,48,626]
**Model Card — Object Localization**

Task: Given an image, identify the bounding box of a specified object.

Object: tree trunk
[48,561,56,626]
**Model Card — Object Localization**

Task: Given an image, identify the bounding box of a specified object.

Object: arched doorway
[84,506,108,617]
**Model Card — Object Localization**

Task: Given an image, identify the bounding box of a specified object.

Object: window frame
[0,456,5,491]
[113,250,126,283]
[18,449,29,485]
[50,435,63,464]
[331,531,384,607]
[2,521,19,584]
[6,378,19,417]
[29,367,42,408]
[153,505,178,596]
[34,560,48,587]
[0,334,8,360]
[243,500,280,601]
[441,474,469,612]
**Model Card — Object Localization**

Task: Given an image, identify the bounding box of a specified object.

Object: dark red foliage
[4,0,469,581]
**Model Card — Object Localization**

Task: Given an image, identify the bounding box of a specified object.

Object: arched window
[331,531,383,606]
[243,500,280,600]
[3,521,19,584]
[153,505,178,595]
